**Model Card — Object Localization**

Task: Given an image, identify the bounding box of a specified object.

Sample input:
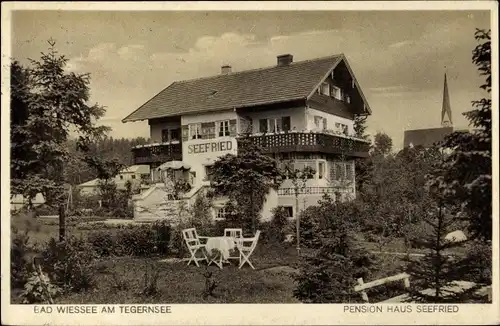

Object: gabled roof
[403,127,454,148]
[123,54,371,122]
[121,165,150,174]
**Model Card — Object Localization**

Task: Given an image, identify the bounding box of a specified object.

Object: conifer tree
[405,29,492,303]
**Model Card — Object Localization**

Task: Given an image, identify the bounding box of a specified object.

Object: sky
[10,9,492,150]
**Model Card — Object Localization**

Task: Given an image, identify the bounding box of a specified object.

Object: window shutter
[282,116,291,132]
[259,119,268,133]
[346,162,354,181]
[181,125,189,141]
[322,118,327,130]
[229,119,237,136]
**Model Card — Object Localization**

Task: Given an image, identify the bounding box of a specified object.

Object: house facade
[122,54,372,222]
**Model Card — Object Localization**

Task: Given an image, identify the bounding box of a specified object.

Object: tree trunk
[295,187,300,256]
[59,204,66,242]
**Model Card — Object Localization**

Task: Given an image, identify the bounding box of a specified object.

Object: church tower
[441,72,453,128]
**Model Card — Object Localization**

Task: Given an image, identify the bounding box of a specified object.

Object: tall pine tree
[10,40,110,207]
[437,29,492,241]
[405,28,492,303]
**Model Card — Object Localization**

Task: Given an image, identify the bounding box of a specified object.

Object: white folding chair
[224,228,243,238]
[182,228,208,267]
[237,230,261,269]
[224,228,243,261]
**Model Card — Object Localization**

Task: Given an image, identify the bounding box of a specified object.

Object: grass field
[9,214,446,304]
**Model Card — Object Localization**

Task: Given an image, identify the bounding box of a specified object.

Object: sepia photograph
[1,1,498,325]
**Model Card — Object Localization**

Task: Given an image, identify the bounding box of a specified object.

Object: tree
[10,40,109,207]
[294,195,376,303]
[404,151,479,303]
[435,29,491,241]
[282,163,315,255]
[372,132,393,157]
[210,136,284,233]
[353,114,369,140]
[405,29,493,303]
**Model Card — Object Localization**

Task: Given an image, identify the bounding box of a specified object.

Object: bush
[260,206,291,244]
[116,225,157,257]
[11,228,34,289]
[40,236,98,293]
[293,195,376,303]
[20,269,62,304]
[86,230,119,257]
[34,204,59,217]
[152,220,172,255]
[459,240,492,284]
[298,195,363,249]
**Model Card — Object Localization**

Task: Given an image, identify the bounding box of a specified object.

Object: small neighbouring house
[78,164,150,196]
[10,193,46,211]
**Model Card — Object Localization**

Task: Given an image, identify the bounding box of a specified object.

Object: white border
[1,1,499,325]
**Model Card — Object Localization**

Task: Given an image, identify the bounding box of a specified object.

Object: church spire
[441,71,453,127]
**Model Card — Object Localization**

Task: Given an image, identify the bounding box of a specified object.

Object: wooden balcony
[239,132,370,158]
[131,143,182,165]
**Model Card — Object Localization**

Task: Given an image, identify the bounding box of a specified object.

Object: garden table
[205,236,238,269]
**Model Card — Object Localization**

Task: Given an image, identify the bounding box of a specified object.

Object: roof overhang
[122,97,307,123]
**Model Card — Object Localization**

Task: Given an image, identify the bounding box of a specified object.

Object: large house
[122,54,372,221]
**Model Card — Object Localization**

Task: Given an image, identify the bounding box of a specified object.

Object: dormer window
[320,83,330,96]
[331,86,342,101]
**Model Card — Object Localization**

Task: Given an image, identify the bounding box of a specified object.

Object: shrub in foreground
[11,228,34,289]
[40,236,98,293]
[294,195,376,303]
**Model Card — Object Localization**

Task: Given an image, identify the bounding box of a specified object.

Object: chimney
[277,54,293,66]
[221,65,232,74]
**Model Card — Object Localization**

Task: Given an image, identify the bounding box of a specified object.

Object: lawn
[10,214,430,304]
[54,245,303,304]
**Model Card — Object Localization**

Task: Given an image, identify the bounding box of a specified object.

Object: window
[303,162,316,179]
[331,86,342,100]
[204,165,214,181]
[314,116,322,128]
[260,117,291,133]
[314,116,327,130]
[259,119,268,133]
[119,175,124,180]
[189,123,202,140]
[170,129,180,141]
[215,206,228,220]
[331,162,354,181]
[161,129,169,143]
[131,175,136,180]
[345,94,351,104]
[335,122,349,136]
[268,117,283,133]
[282,116,291,132]
[283,206,293,218]
[218,120,230,137]
[320,83,330,96]
[318,161,325,179]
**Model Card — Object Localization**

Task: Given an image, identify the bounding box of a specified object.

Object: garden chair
[224,228,243,261]
[182,228,209,267]
[236,230,261,270]
[224,228,243,238]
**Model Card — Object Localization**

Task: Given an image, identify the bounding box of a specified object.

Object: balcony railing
[277,186,354,196]
[131,142,182,165]
[239,131,370,158]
